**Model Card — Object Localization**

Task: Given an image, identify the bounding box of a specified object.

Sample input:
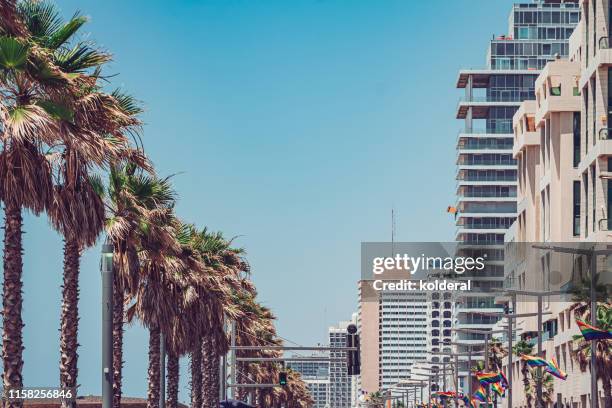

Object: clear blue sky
[15,0,517,403]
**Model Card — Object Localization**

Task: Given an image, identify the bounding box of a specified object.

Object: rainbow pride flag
[473,386,487,402]
[545,358,568,380]
[475,371,502,384]
[491,382,505,397]
[520,354,548,367]
[576,319,612,341]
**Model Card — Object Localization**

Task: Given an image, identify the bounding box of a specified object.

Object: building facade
[329,320,353,407]
[358,283,428,393]
[454,0,580,390]
[286,357,331,408]
[502,0,611,406]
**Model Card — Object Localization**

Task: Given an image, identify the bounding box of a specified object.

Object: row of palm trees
[0,2,313,408]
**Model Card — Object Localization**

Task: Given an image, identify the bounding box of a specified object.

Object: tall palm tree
[513,340,535,408]
[15,6,144,407]
[105,165,171,408]
[572,303,612,408]
[0,9,76,403]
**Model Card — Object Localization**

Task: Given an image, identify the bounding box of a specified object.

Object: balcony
[579,36,612,89]
[457,96,523,120]
[576,129,612,173]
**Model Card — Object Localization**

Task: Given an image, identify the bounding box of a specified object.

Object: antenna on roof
[391,208,396,256]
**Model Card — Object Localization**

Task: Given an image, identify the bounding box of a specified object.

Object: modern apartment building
[358,283,428,393]
[286,356,330,408]
[502,0,610,406]
[454,0,579,390]
[329,320,354,408]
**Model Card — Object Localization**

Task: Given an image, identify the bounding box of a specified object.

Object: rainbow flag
[473,386,487,402]
[520,354,548,367]
[545,358,568,380]
[475,371,502,384]
[576,319,612,341]
[491,382,505,397]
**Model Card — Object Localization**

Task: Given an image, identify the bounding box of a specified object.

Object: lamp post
[431,350,484,408]
[475,308,552,408]
[493,289,563,408]
[451,329,505,407]
[101,243,114,408]
[444,341,486,399]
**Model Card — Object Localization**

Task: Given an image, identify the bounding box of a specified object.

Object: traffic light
[279,371,287,386]
[346,324,361,375]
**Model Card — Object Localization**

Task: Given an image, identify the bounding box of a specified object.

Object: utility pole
[229,321,237,400]
[101,243,114,408]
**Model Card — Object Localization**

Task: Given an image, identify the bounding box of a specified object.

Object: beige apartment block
[358,280,380,394]
[503,0,612,403]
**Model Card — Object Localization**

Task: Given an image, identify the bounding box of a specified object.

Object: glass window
[573,181,581,236]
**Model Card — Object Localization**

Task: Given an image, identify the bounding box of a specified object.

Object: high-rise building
[286,356,330,408]
[358,283,428,393]
[329,320,353,408]
[454,0,579,390]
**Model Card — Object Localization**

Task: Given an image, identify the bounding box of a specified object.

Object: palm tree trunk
[166,352,179,408]
[190,347,202,408]
[522,363,532,408]
[112,277,124,408]
[601,372,612,408]
[236,361,247,401]
[59,238,80,408]
[2,203,24,408]
[201,336,220,407]
[147,327,161,408]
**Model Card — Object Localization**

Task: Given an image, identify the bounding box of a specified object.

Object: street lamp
[451,329,505,407]
[412,361,455,407]
[474,308,551,408]
[493,289,563,408]
[431,350,484,408]
[443,341,486,399]
[101,242,114,408]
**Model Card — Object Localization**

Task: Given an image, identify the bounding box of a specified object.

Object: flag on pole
[491,382,505,397]
[545,358,568,380]
[520,354,549,367]
[475,371,502,384]
[576,319,612,341]
[473,386,487,402]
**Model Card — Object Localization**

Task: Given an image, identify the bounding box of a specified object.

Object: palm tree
[105,165,171,408]
[15,6,144,407]
[0,8,76,402]
[487,339,507,370]
[572,303,612,408]
[513,340,535,408]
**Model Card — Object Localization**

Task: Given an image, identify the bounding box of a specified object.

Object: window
[584,172,589,236]
[573,181,581,236]
[608,159,612,231]
[573,112,581,167]
[592,165,596,232]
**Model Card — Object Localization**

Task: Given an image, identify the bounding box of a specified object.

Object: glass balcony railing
[459,191,517,198]
[458,174,517,182]
[462,223,514,230]
[459,159,517,166]
[458,142,514,150]
[459,95,528,103]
